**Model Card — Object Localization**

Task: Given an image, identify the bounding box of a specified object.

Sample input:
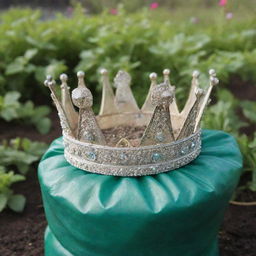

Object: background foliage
[0,1,256,211]
[0,138,47,212]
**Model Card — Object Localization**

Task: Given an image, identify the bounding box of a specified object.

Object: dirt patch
[229,76,256,101]
[0,170,46,256]
[220,202,256,256]
[0,111,62,144]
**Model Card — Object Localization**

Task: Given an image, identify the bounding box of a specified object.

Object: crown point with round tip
[213,77,219,85]
[60,73,68,82]
[72,87,93,108]
[77,71,85,78]
[49,80,56,86]
[151,83,173,106]
[100,68,108,75]
[209,69,216,76]
[44,80,49,87]
[192,70,200,78]
[195,87,204,95]
[210,76,219,86]
[163,69,170,75]
[149,72,157,80]
[46,75,52,81]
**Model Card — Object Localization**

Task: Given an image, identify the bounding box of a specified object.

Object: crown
[44,68,219,176]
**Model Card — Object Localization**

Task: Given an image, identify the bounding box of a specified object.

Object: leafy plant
[0,137,48,175]
[0,6,255,98]
[0,166,26,212]
[0,138,48,212]
[237,134,256,191]
[203,101,246,133]
[203,88,245,134]
[240,100,256,124]
[0,91,51,134]
[203,89,256,191]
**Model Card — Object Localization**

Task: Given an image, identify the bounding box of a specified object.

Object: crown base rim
[63,130,201,176]
[64,147,201,176]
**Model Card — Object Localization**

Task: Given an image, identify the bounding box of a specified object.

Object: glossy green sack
[39,130,242,256]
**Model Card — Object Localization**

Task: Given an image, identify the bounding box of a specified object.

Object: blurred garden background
[0,0,256,255]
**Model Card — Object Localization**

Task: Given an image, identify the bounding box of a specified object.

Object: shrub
[0,138,48,212]
[0,166,26,212]
[0,6,255,104]
[0,91,51,134]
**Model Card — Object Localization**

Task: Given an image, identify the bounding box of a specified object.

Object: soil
[0,110,256,256]
[0,170,45,256]
[229,76,256,102]
[0,112,62,144]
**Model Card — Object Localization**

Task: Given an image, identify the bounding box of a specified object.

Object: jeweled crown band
[63,129,201,176]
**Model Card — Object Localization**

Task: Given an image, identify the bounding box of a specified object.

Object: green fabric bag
[39,130,242,256]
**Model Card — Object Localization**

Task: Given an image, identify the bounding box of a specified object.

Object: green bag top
[39,130,242,256]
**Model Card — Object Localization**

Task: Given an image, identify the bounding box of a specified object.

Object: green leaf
[4,91,21,105]
[5,59,25,75]
[7,194,26,212]
[32,106,51,120]
[10,174,25,183]
[24,48,38,60]
[16,101,34,118]
[34,66,46,82]
[217,89,237,104]
[45,60,67,79]
[25,64,36,73]
[241,101,256,123]
[1,91,20,120]
[16,163,30,175]
[24,141,48,156]
[0,107,18,121]
[0,193,8,212]
[25,36,56,50]
[249,134,256,148]
[35,117,51,134]
[20,138,31,151]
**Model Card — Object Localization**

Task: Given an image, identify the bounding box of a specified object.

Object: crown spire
[181,70,200,121]
[164,69,179,116]
[194,69,219,131]
[44,76,74,136]
[60,73,78,131]
[77,70,86,88]
[163,68,170,83]
[72,71,106,144]
[140,82,175,146]
[114,70,139,113]
[178,88,205,140]
[44,75,56,96]
[99,68,119,116]
[141,72,157,112]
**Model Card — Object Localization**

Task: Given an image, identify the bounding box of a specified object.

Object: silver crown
[44,68,219,176]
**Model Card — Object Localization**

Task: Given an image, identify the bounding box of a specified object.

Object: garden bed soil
[0,111,256,256]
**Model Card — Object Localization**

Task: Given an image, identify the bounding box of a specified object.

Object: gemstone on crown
[44,67,218,176]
